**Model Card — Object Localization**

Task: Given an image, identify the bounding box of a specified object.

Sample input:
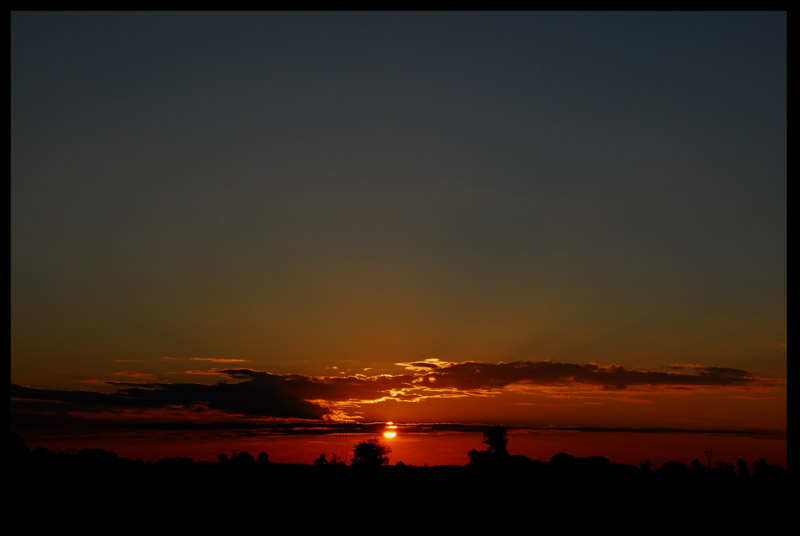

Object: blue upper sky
[11,11,786,387]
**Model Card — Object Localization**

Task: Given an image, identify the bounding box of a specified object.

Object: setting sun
[383,422,398,439]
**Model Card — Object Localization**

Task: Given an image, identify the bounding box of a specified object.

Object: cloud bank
[11,360,775,425]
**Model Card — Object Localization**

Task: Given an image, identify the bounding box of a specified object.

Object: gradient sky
[10,11,786,463]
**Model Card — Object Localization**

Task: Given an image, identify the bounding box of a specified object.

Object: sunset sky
[10,11,786,466]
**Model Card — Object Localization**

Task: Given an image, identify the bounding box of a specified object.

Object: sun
[383,422,398,439]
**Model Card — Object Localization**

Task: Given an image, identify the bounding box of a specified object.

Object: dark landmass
[8,430,789,525]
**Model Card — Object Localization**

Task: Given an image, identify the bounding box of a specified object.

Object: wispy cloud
[396,358,454,372]
[178,369,234,376]
[114,371,158,380]
[162,356,251,363]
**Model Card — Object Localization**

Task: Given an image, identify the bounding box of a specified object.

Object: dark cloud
[117,374,329,419]
[421,361,763,391]
[10,368,418,422]
[668,364,752,378]
[11,374,329,420]
[216,368,417,405]
[11,383,147,410]
[11,360,772,431]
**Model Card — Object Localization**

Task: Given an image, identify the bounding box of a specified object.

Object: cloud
[11,360,776,429]
[162,356,251,363]
[178,369,233,376]
[11,374,328,420]
[667,364,752,378]
[114,371,158,380]
[396,358,453,372]
[215,368,417,407]
[419,361,766,392]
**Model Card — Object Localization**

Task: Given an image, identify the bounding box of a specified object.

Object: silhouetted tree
[468,448,493,465]
[469,426,511,466]
[690,459,708,472]
[350,438,391,468]
[483,426,509,457]
[736,459,750,478]
[314,453,344,465]
[257,452,270,464]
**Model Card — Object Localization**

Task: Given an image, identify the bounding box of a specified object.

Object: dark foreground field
[9,432,789,528]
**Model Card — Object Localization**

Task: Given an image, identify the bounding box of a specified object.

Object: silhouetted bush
[231,451,255,465]
[550,452,576,466]
[753,458,785,478]
[659,460,688,474]
[714,460,735,474]
[315,453,344,465]
[350,438,390,468]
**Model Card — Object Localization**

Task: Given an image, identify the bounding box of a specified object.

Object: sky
[10,11,786,466]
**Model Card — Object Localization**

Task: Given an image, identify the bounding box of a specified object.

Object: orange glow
[17,427,786,469]
[383,422,398,439]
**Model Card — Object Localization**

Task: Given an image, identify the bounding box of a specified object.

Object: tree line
[10,428,785,479]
